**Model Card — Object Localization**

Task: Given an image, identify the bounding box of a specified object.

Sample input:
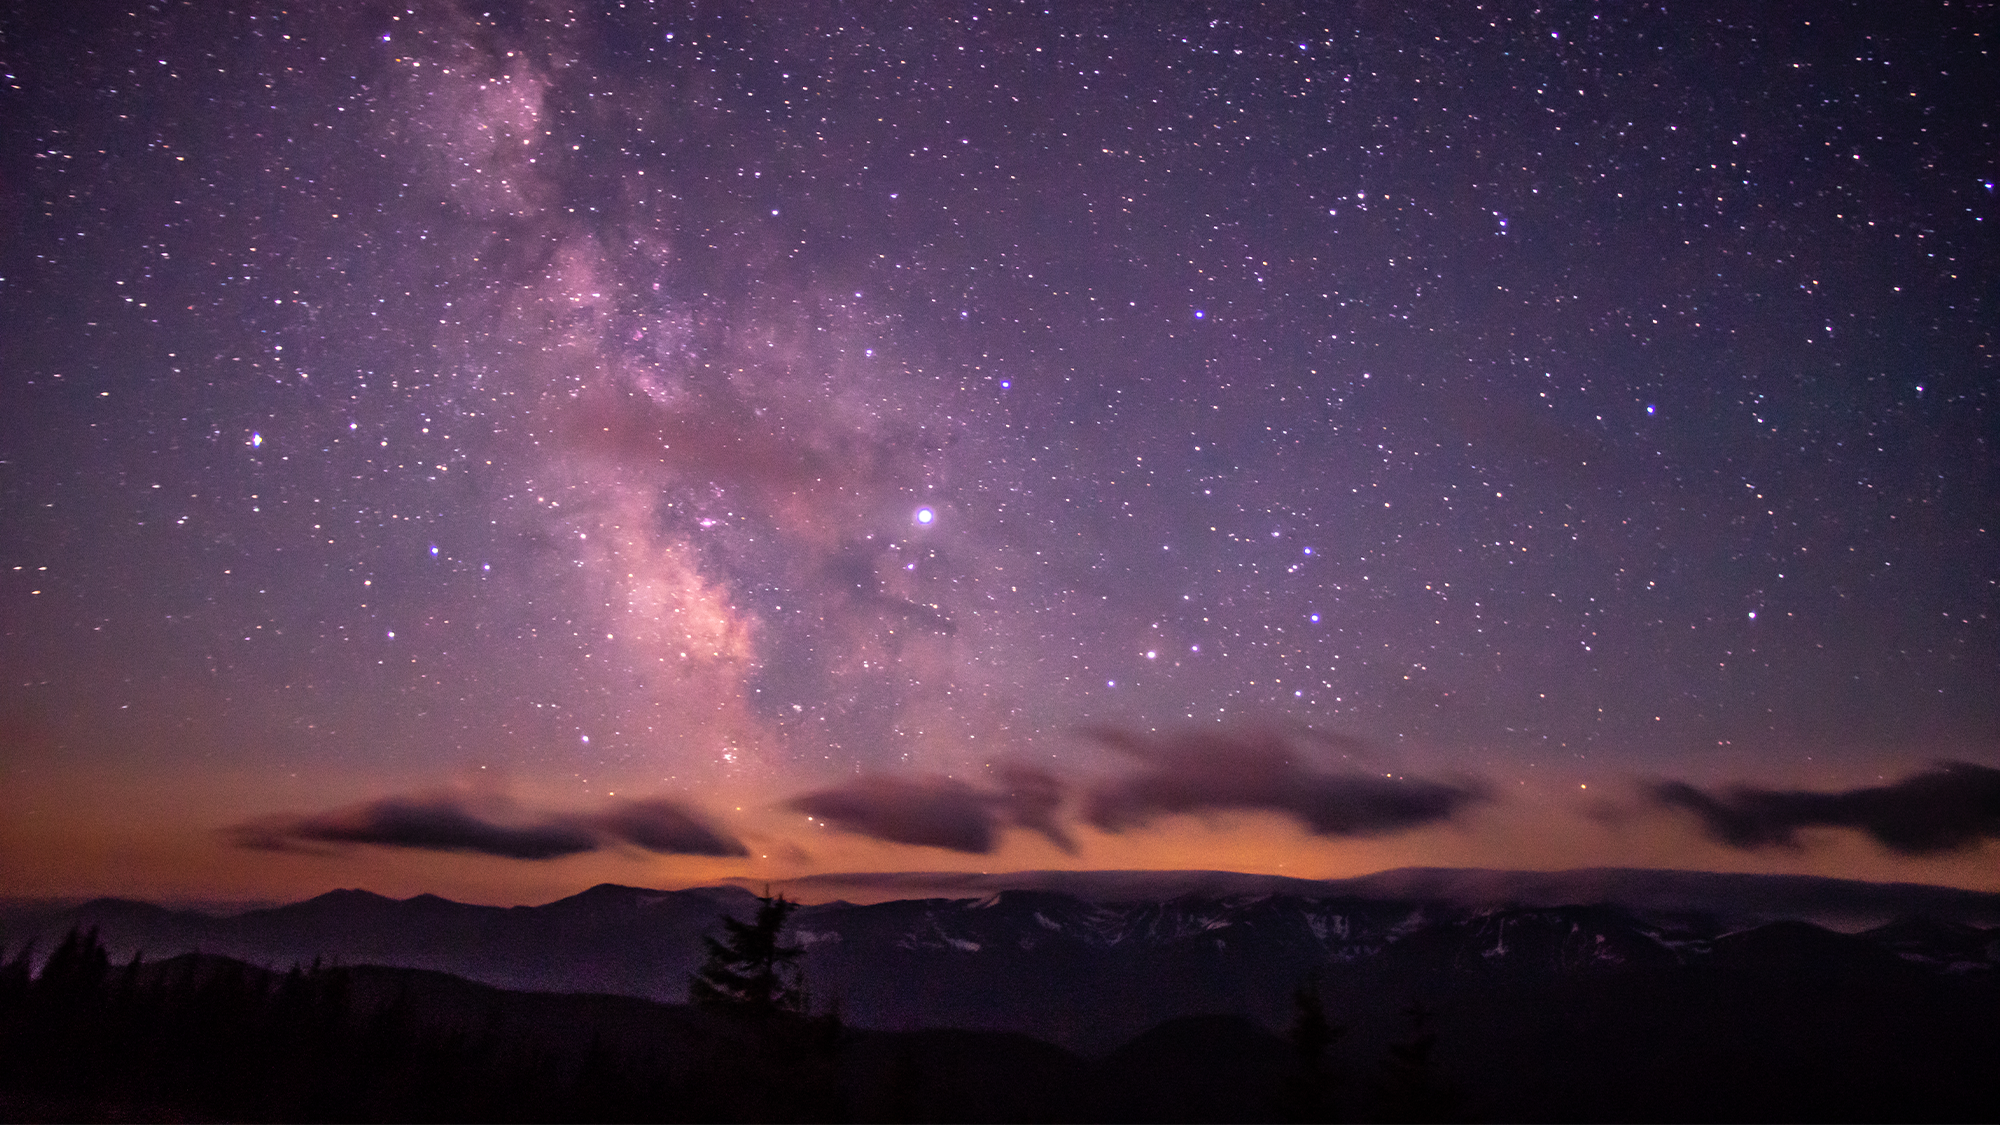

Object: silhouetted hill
[775,865,2000,928]
[3,890,1995,1121]
[1088,1014,1291,1123]
[6,869,1997,1056]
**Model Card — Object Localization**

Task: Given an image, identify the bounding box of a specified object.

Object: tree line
[0,915,846,1121]
[0,895,1452,1122]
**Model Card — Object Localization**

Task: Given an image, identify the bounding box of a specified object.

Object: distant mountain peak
[300,888,396,907]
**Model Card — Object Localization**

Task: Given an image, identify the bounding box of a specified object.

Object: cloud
[226,795,598,860]
[993,763,1074,852]
[787,765,1075,853]
[790,776,994,852]
[1081,726,1487,837]
[227,792,746,860]
[1649,761,2000,855]
[591,797,750,857]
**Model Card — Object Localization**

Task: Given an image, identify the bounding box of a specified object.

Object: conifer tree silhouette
[1374,1000,1460,1123]
[1285,975,1344,1121]
[690,889,806,1020]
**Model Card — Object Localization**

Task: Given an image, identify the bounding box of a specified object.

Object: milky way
[3,0,1994,899]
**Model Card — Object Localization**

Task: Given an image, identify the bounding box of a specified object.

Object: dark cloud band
[228,793,746,860]
[1082,726,1486,837]
[591,797,749,857]
[1650,761,2000,855]
[787,765,1074,854]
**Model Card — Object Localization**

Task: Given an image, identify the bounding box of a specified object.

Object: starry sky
[3,0,1996,906]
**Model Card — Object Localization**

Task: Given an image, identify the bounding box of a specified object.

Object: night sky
[4,0,1996,905]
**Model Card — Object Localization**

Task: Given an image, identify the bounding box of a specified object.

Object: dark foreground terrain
[2,871,1997,1121]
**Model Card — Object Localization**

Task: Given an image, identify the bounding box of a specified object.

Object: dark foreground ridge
[1,869,1996,1121]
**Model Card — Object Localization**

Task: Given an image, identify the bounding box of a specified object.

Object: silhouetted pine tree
[1284,975,1344,1121]
[33,926,109,1006]
[689,890,852,1120]
[691,890,806,1019]
[26,928,111,1094]
[1373,1000,1460,1123]
[0,940,32,1077]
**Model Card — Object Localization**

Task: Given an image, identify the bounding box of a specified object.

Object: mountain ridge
[4,865,1994,1056]
[7,869,1994,1119]
[752,864,2000,926]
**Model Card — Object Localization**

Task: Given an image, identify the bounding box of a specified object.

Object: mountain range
[4,866,1996,1054]
[5,867,1997,1119]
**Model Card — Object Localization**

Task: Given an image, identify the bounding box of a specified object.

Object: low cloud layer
[228,792,746,859]
[1083,727,1487,837]
[787,764,1074,853]
[785,730,1485,852]
[590,797,750,856]
[1649,761,2000,855]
